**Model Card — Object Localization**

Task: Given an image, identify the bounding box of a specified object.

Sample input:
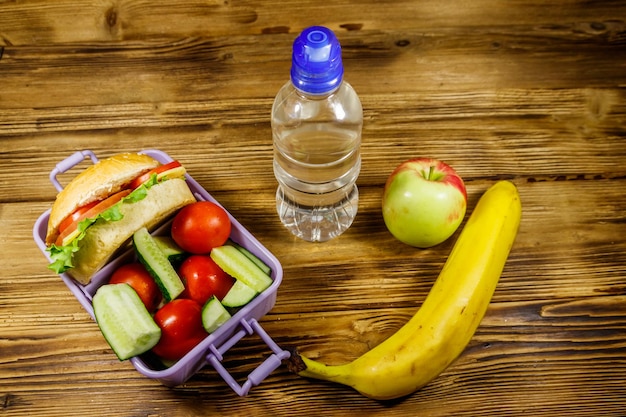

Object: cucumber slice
[93,284,161,361]
[210,245,273,293]
[133,227,184,302]
[202,296,232,333]
[227,240,271,276]
[221,279,258,308]
[153,235,186,265]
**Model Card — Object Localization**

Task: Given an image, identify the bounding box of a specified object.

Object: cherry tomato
[109,263,162,312]
[171,201,231,254]
[179,255,234,305]
[151,299,207,361]
[129,161,182,190]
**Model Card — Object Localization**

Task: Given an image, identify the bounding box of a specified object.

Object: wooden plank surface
[1,1,625,416]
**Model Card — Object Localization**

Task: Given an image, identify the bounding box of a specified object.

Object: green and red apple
[382,158,467,248]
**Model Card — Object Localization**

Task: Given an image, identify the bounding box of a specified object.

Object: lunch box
[33,149,290,395]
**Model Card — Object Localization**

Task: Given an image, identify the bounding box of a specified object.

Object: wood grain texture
[1,1,625,416]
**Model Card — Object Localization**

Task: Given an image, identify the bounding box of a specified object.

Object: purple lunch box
[32,149,289,395]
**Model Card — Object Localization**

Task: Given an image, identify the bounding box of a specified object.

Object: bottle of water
[272,26,362,242]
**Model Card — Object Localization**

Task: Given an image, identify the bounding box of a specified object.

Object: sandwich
[46,152,196,284]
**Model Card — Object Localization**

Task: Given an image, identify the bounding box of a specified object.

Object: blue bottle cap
[291,26,344,95]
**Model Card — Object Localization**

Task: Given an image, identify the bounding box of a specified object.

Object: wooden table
[1,1,625,416]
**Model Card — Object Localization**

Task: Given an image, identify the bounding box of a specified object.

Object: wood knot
[2,393,19,410]
[585,89,615,122]
[262,26,290,34]
[590,22,606,31]
[340,23,363,31]
[106,7,118,29]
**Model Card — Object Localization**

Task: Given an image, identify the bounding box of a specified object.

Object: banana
[287,180,522,400]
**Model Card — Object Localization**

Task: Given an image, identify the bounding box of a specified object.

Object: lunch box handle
[50,150,99,192]
[206,318,290,396]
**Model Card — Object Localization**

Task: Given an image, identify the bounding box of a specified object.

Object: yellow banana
[287,180,522,400]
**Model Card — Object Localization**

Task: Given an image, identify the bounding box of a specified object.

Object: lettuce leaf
[47,173,162,274]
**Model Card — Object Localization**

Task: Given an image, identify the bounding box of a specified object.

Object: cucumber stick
[202,296,232,333]
[210,245,272,293]
[221,279,258,308]
[153,235,186,265]
[93,284,161,361]
[133,227,184,301]
[227,240,271,276]
[152,235,185,262]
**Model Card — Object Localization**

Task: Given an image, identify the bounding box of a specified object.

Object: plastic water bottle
[272,26,363,242]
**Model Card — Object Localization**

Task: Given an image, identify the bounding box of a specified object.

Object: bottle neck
[292,82,341,99]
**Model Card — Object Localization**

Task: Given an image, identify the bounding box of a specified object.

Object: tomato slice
[58,200,99,233]
[129,161,182,190]
[55,189,132,246]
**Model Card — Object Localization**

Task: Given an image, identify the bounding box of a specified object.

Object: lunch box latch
[50,150,99,192]
[206,317,290,396]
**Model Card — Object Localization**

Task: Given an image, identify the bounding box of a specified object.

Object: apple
[382,158,467,248]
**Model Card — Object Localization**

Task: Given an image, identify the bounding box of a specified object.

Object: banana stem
[288,348,352,383]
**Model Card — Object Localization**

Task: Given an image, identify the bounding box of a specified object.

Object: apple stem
[427,165,435,181]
